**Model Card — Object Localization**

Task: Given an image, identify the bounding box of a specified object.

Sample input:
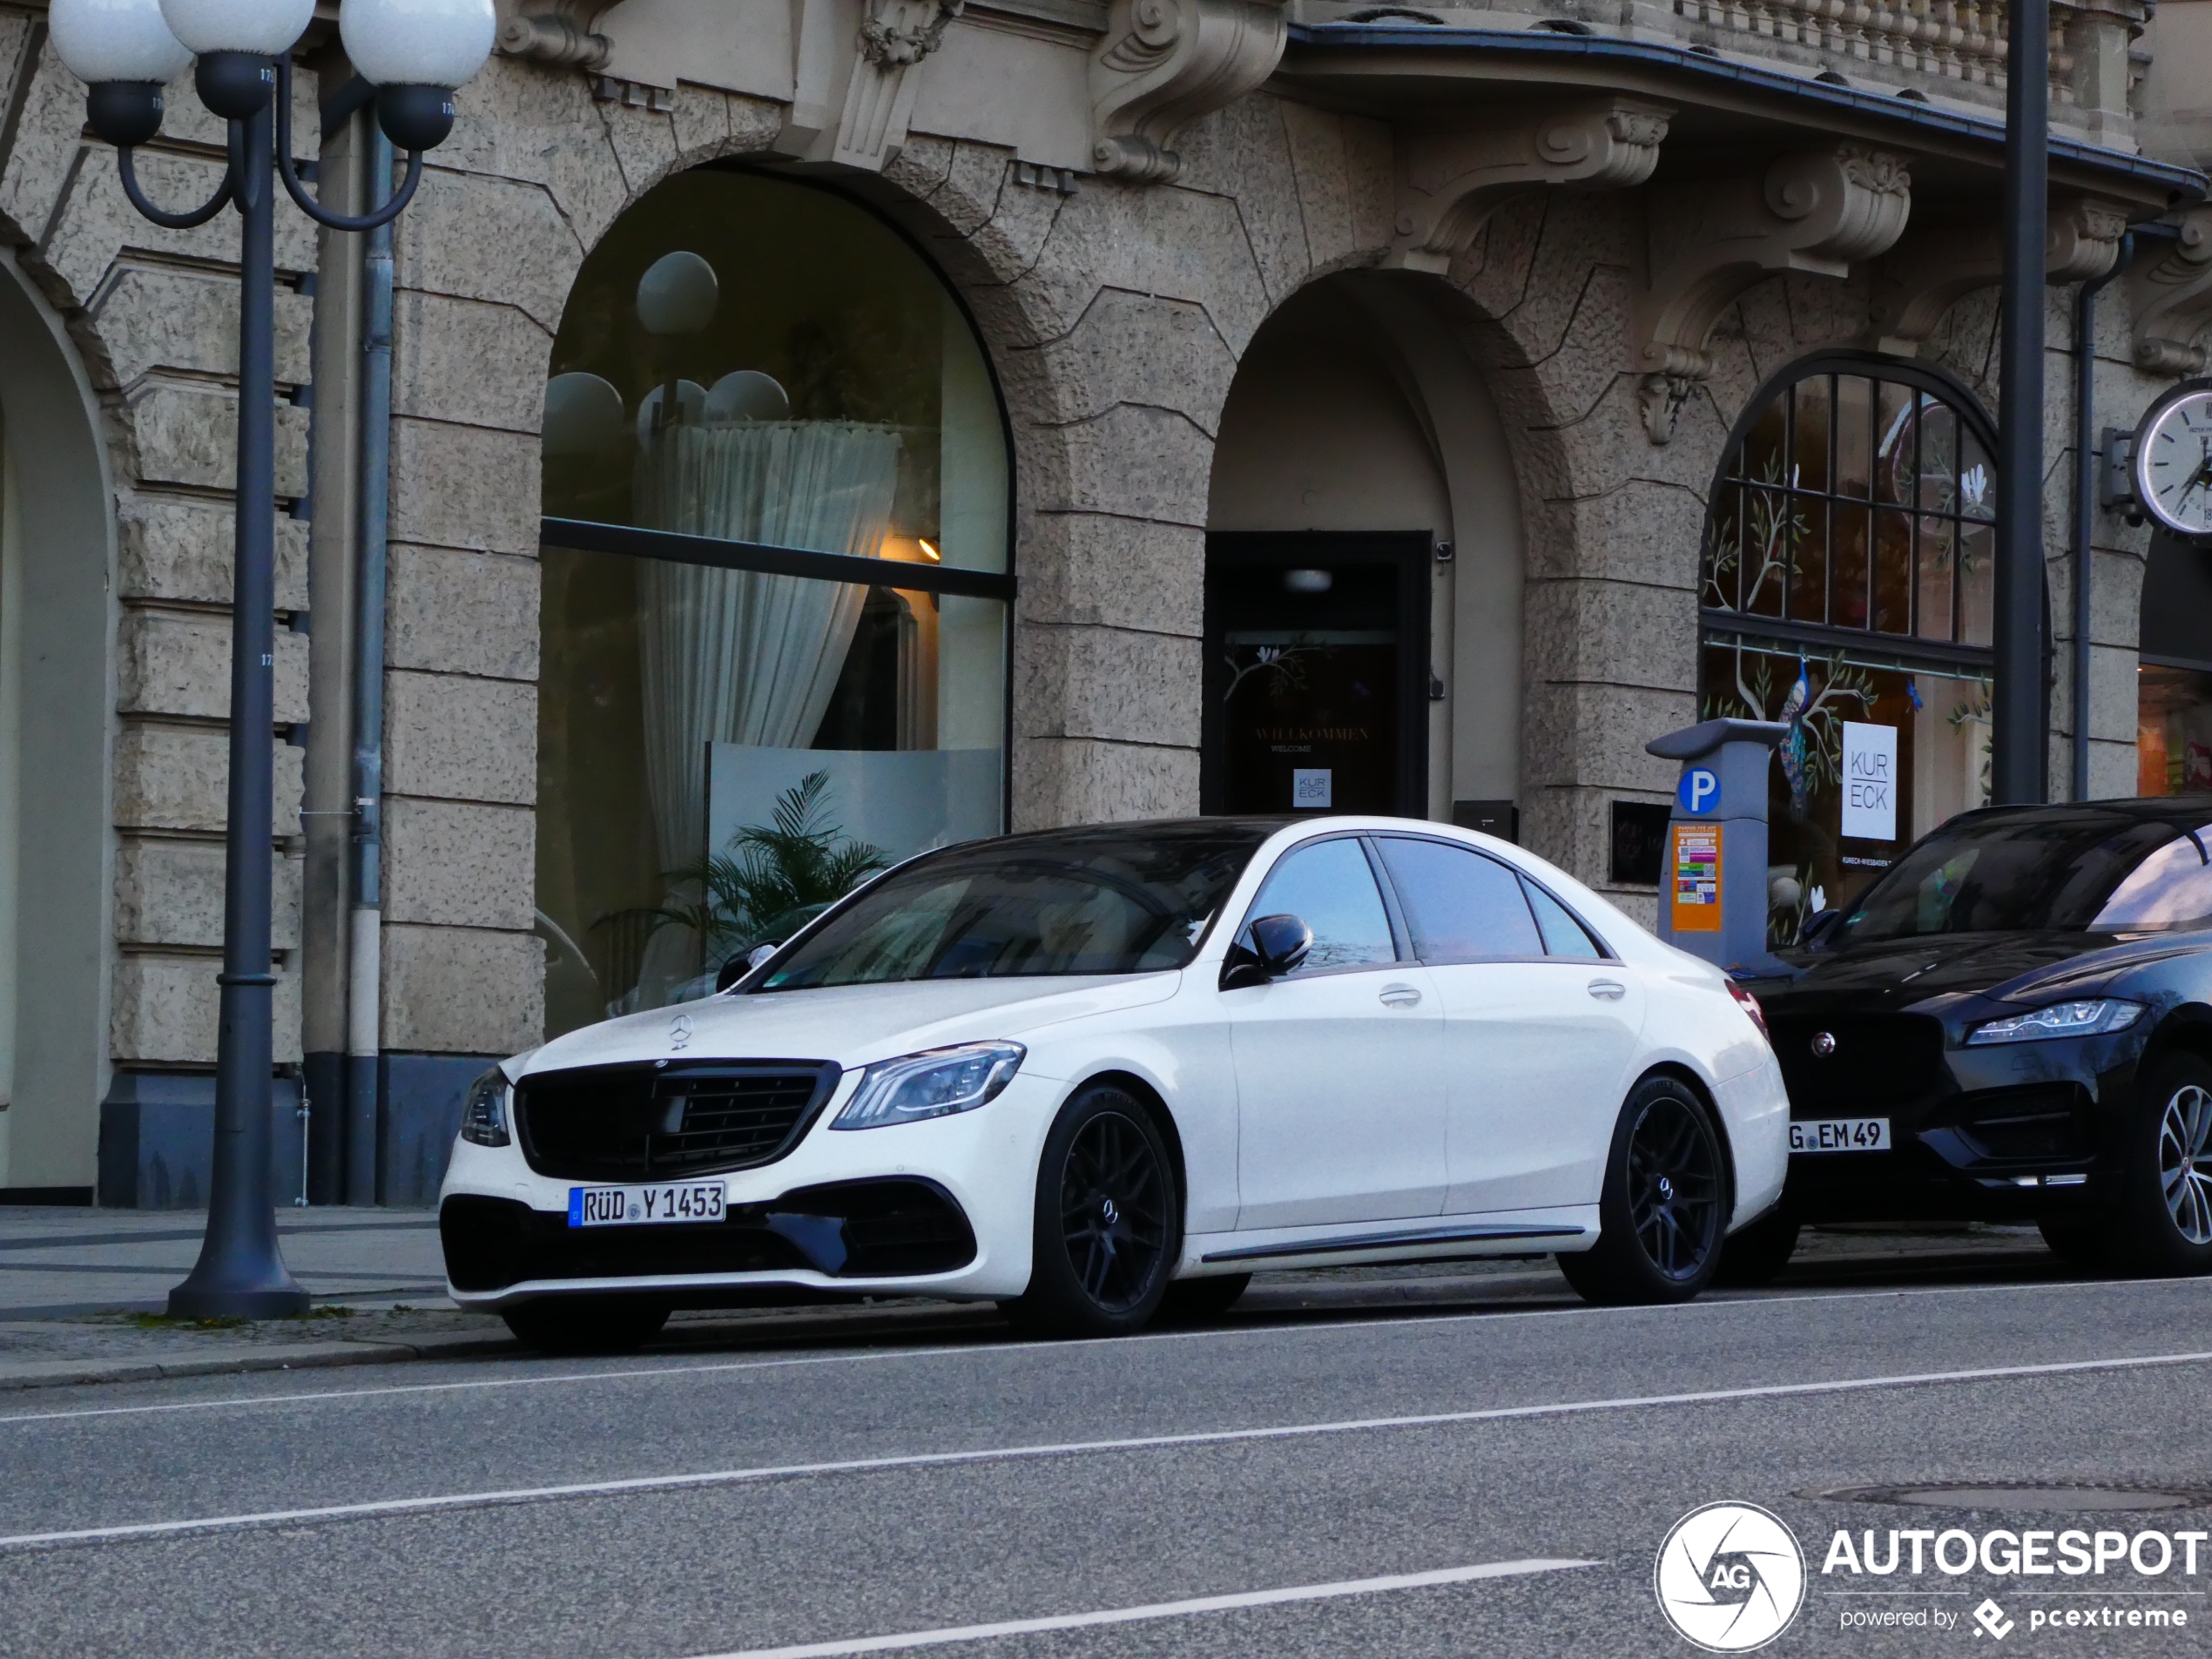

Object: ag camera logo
[1655,1501,1806,1652]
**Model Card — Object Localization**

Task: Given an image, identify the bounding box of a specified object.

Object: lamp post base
[167,1277,311,1321]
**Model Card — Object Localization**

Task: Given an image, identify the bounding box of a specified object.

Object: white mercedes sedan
[441,817,1788,1350]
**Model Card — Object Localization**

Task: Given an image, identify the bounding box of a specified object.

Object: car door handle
[1378,983,1423,1008]
[1587,978,1627,1001]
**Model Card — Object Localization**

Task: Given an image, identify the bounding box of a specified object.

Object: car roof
[1939,797,2212,833]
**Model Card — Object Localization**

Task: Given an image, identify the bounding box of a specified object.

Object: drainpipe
[346,127,393,1206]
[2072,234,2131,804]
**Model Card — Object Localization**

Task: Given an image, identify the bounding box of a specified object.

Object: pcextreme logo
[1655,1501,1808,1652]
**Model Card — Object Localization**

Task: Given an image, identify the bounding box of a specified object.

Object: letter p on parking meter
[1646,718,1790,976]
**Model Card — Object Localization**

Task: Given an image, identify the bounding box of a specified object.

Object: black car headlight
[460,1066,512,1146]
[1966,999,2146,1046]
[832,1042,1025,1130]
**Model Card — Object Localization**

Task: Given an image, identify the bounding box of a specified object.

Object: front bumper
[438,1068,1066,1306]
[1765,1009,2149,1224]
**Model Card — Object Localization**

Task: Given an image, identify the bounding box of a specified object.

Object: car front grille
[1768,1012,1950,1115]
[515,1060,841,1182]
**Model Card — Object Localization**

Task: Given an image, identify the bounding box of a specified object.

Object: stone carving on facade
[1387,100,1673,273]
[1090,0,1291,183]
[777,0,968,171]
[1867,194,2129,353]
[2131,206,2212,375]
[1632,143,1912,442]
[496,0,615,71]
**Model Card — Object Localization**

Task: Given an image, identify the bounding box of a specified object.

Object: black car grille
[1768,1012,1949,1114]
[440,1180,977,1292]
[515,1060,841,1182]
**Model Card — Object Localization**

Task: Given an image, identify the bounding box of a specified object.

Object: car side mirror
[1219,913,1313,990]
[717,941,782,993]
[1798,908,1841,949]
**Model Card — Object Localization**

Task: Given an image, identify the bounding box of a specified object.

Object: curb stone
[0,1331,519,1393]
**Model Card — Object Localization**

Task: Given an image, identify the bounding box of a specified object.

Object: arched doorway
[0,249,117,1194]
[1698,353,2000,941]
[533,169,1014,1038]
[1204,273,1524,832]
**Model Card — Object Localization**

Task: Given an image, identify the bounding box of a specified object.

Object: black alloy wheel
[500,1296,671,1354]
[1557,1075,1727,1305]
[2117,1053,2212,1276]
[1003,1084,1179,1337]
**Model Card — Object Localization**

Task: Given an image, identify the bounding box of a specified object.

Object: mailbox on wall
[1645,717,1790,976]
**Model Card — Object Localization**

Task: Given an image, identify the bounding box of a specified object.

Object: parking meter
[1644,718,1790,976]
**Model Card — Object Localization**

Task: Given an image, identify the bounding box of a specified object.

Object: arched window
[536,170,1011,1037]
[1699,354,1998,939]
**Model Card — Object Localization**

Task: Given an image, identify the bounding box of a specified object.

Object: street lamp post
[50,0,491,1318]
[1992,0,2051,806]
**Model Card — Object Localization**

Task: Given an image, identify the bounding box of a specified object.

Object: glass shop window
[1699,361,1999,942]
[536,170,1010,1038]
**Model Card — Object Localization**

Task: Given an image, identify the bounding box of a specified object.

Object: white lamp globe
[159,0,314,55]
[340,0,495,89]
[50,0,192,84]
[635,252,718,336]
[706,371,791,422]
[634,381,706,445]
[542,374,626,456]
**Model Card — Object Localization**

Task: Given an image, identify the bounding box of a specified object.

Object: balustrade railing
[1668,0,2086,105]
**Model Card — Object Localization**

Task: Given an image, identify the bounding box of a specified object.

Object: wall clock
[2132,380,2212,537]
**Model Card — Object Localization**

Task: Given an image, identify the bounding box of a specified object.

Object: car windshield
[1834,813,2212,943]
[754,824,1276,989]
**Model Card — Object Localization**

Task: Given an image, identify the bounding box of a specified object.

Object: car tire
[1002,1083,1180,1339]
[1556,1074,1728,1306]
[501,1296,671,1354]
[1157,1272,1251,1325]
[2115,1052,2212,1277]
[1711,1207,1800,1287]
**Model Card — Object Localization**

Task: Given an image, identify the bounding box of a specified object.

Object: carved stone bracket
[778,0,966,171]
[1090,0,1289,184]
[1867,195,2130,354]
[1386,100,1672,275]
[496,0,614,71]
[2132,207,2212,376]
[1632,144,1912,443]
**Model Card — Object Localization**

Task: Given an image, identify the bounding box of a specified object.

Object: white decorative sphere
[51,0,192,83]
[705,371,790,422]
[340,0,494,89]
[542,374,626,456]
[634,381,707,445]
[635,252,718,336]
[159,0,313,56]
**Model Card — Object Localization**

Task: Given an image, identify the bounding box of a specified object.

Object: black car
[1730,798,2212,1282]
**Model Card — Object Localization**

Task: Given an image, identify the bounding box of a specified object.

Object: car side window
[1374,836,1542,962]
[2090,824,2212,931]
[1522,877,1607,959]
[1244,838,1397,974]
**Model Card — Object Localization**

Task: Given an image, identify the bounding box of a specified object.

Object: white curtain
[633,421,902,873]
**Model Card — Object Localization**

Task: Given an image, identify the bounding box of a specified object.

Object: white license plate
[567,1180,727,1227]
[1790,1117,1891,1154]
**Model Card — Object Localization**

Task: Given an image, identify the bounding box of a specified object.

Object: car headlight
[832,1042,1025,1130]
[460,1066,512,1145]
[1966,999,2146,1046]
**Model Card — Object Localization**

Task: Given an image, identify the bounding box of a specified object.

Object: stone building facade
[0,0,2208,1203]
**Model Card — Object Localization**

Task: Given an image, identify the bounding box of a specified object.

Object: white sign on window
[1840,721,1898,841]
[1291,768,1332,809]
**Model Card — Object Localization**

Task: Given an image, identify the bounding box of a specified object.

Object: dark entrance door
[1202,532,1432,817]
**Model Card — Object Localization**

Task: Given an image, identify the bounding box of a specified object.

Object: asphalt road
[3,1258,2211,1658]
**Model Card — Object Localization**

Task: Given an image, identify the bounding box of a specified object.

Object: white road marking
[683,1560,1601,1658]
[1,1347,2208,1553]
[3,1271,2202,1429]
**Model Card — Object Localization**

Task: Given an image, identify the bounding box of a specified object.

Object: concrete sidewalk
[0,1204,449,1318]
